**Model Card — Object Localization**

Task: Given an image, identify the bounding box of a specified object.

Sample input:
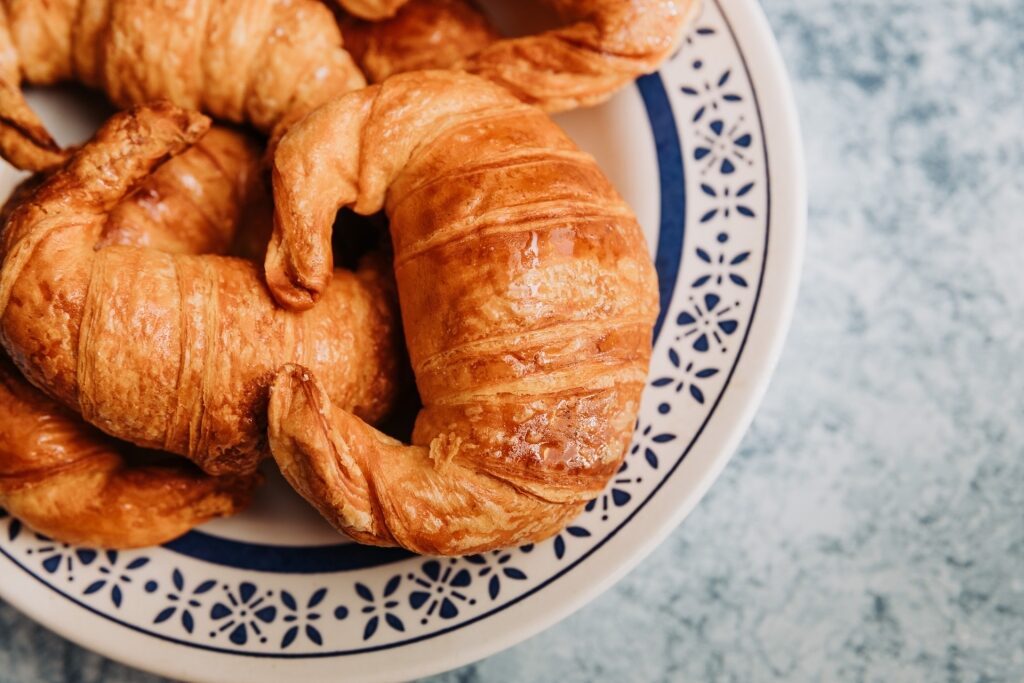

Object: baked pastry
[340,0,498,81]
[0,125,265,548]
[0,103,401,477]
[341,0,701,112]
[0,0,365,171]
[266,71,658,554]
[0,353,258,548]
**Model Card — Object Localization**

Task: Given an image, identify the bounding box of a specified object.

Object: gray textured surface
[3,1,1023,681]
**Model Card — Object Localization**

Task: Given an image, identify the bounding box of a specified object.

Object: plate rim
[0,0,805,680]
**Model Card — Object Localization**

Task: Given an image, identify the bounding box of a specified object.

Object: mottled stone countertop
[2,0,1022,681]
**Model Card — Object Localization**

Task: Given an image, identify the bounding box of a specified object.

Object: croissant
[340,0,701,112]
[0,103,400,477]
[265,71,658,555]
[0,0,365,171]
[340,0,498,81]
[0,125,264,548]
[0,355,258,548]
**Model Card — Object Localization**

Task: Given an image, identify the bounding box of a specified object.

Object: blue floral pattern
[209,583,277,646]
[0,1,772,658]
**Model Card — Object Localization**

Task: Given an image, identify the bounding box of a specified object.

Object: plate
[0,1,805,680]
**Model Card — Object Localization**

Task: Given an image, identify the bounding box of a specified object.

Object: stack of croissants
[0,0,698,555]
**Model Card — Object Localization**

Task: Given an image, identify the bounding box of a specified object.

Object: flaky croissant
[0,125,264,548]
[340,0,498,80]
[265,71,658,554]
[0,354,258,548]
[341,0,701,112]
[0,103,400,477]
[0,0,365,171]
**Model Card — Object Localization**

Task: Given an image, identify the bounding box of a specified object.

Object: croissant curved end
[264,235,325,311]
[268,363,386,544]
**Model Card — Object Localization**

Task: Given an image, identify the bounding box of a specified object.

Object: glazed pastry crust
[0,0,365,171]
[341,0,701,112]
[0,103,400,476]
[266,72,658,554]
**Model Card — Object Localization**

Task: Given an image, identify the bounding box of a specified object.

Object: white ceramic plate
[0,1,805,680]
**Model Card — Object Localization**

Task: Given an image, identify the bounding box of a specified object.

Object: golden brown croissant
[265,71,658,554]
[0,102,400,477]
[0,354,257,548]
[0,0,365,171]
[341,0,701,112]
[340,0,499,81]
[0,125,264,548]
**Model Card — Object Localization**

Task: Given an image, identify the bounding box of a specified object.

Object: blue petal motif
[645,448,659,469]
[385,614,405,632]
[730,252,751,265]
[254,606,276,623]
[154,607,175,624]
[238,582,256,603]
[281,626,298,649]
[363,616,379,640]
[229,624,247,646]
[422,560,441,581]
[308,588,327,609]
[450,569,471,588]
[439,598,458,619]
